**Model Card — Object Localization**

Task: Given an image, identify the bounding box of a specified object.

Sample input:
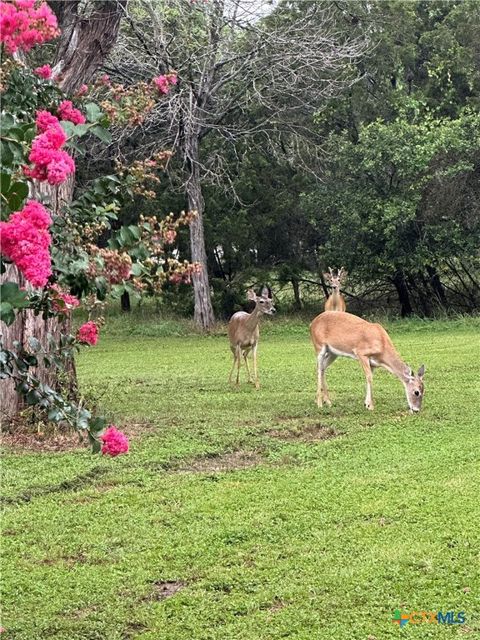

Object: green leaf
[0,302,15,325]
[0,282,30,308]
[0,172,11,195]
[91,125,112,144]
[60,120,76,137]
[0,113,15,131]
[1,141,13,166]
[85,103,103,123]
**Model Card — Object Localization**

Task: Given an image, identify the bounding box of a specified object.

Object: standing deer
[324,267,347,312]
[228,287,276,389]
[310,311,425,412]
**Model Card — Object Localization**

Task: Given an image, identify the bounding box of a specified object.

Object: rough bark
[185,134,215,330]
[49,0,127,94]
[1,1,126,422]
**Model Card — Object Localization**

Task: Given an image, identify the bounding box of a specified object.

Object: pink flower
[45,150,75,185]
[57,100,86,125]
[0,1,59,54]
[35,110,59,133]
[101,426,129,457]
[49,284,80,312]
[164,229,177,244]
[0,200,52,288]
[34,64,52,79]
[100,74,110,85]
[77,321,99,346]
[24,118,75,185]
[77,84,89,96]
[153,73,177,95]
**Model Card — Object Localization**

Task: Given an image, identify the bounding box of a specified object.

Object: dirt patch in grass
[1,423,86,453]
[267,422,340,442]
[1,420,155,454]
[144,580,185,601]
[175,450,263,473]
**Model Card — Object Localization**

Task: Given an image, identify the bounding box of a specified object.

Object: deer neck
[382,350,410,383]
[245,306,262,332]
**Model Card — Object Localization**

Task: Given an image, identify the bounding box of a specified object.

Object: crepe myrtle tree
[0,1,197,447]
[104,0,369,329]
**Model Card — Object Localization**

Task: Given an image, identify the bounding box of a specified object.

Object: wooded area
[91,0,479,322]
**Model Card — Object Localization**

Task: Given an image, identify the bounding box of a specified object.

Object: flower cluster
[0,0,59,54]
[168,260,202,285]
[86,247,132,284]
[24,111,75,185]
[101,425,129,457]
[49,284,80,313]
[153,73,178,95]
[0,200,52,287]
[34,64,52,79]
[115,151,173,198]
[57,100,86,125]
[77,321,99,346]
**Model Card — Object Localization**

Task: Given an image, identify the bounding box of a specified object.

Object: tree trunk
[392,271,414,317]
[292,278,302,310]
[184,134,215,330]
[49,0,127,94]
[426,265,449,309]
[121,291,131,312]
[1,1,126,423]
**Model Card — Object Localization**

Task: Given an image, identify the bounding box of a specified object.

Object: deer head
[247,287,276,315]
[403,364,425,413]
[324,267,347,290]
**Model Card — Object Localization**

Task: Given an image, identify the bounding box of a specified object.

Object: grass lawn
[2,314,480,639]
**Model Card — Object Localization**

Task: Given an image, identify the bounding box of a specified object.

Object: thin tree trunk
[426,265,449,309]
[392,271,413,317]
[185,134,215,330]
[292,278,302,310]
[121,291,131,312]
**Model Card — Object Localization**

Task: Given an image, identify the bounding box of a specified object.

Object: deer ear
[418,364,425,378]
[246,288,256,301]
[260,285,271,299]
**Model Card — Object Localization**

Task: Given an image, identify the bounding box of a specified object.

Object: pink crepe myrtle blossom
[77,84,89,97]
[0,0,59,54]
[57,100,86,125]
[0,200,52,288]
[34,64,52,79]
[101,426,129,457]
[153,72,177,95]
[49,284,80,312]
[77,321,99,346]
[24,116,75,185]
[35,109,60,133]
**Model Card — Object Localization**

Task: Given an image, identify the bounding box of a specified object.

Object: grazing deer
[228,287,276,389]
[324,267,347,312]
[310,311,425,412]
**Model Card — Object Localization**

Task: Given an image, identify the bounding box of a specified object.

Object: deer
[324,267,347,312]
[310,310,425,412]
[228,287,276,389]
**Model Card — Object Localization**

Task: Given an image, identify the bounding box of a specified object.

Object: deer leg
[317,347,335,407]
[228,348,237,385]
[243,350,253,383]
[252,343,259,389]
[235,345,242,386]
[357,354,374,410]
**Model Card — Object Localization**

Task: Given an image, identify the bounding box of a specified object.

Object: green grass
[2,315,480,639]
